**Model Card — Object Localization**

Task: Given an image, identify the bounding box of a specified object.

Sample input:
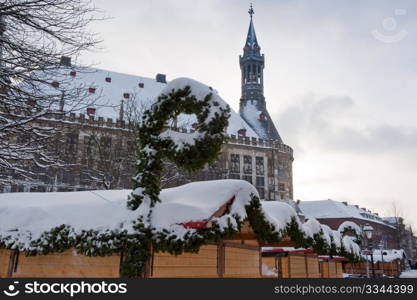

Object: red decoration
[88,87,96,94]
[123,93,130,99]
[238,128,247,137]
[70,71,76,77]
[51,81,59,88]
[259,113,267,121]
[87,107,96,115]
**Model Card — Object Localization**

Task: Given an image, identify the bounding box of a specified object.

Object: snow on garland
[338,221,362,243]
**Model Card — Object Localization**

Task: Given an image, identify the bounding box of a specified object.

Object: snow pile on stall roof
[0,190,134,249]
[151,180,258,239]
[320,224,334,248]
[331,230,342,249]
[319,224,333,245]
[342,235,361,256]
[298,199,392,227]
[0,180,261,249]
[302,218,322,238]
[364,249,406,263]
[338,221,362,236]
[29,67,259,138]
[261,263,278,276]
[260,201,299,233]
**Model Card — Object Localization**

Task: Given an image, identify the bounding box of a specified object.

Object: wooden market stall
[318,256,345,278]
[261,248,321,278]
[0,181,296,278]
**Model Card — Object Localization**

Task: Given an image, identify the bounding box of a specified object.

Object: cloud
[276,94,417,159]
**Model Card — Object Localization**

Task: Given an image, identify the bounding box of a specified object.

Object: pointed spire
[248,3,254,19]
[245,4,259,49]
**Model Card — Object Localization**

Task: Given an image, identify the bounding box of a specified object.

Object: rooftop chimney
[60,56,71,67]
[156,73,167,83]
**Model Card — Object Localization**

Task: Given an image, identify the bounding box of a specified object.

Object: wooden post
[305,255,309,278]
[7,250,19,277]
[217,241,225,278]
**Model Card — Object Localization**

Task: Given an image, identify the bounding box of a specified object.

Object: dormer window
[70,71,76,77]
[138,83,144,88]
[51,81,60,88]
[123,93,130,99]
[88,87,96,94]
[105,77,111,83]
[87,107,96,116]
[238,128,247,137]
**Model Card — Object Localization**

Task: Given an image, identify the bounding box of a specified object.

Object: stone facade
[0,7,294,201]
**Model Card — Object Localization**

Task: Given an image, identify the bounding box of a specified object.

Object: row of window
[230,154,265,176]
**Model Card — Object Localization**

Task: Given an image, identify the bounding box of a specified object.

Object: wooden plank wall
[223,243,260,278]
[328,261,337,278]
[306,256,320,278]
[0,249,12,277]
[278,256,289,278]
[288,254,307,278]
[320,262,330,278]
[335,262,344,278]
[152,245,218,278]
[11,249,120,278]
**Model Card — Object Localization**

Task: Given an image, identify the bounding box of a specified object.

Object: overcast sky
[85,0,417,228]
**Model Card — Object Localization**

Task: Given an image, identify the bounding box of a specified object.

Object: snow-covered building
[298,199,399,249]
[1,7,293,201]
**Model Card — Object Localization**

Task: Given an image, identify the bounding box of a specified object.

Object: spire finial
[248,3,254,19]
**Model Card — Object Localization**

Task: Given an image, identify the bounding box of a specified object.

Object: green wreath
[128,79,231,211]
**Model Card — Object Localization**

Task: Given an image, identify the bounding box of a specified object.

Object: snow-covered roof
[0,180,361,257]
[363,249,406,263]
[0,180,260,249]
[34,66,259,138]
[298,199,393,227]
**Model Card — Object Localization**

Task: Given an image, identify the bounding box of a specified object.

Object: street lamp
[363,223,376,278]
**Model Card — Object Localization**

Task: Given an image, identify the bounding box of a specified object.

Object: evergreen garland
[128,85,230,211]
[0,82,362,277]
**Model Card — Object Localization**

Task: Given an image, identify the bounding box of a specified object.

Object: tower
[239,4,282,142]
